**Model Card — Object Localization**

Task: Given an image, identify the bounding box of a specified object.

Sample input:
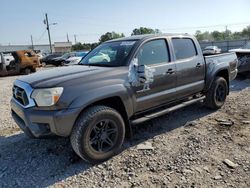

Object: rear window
[172,38,197,60]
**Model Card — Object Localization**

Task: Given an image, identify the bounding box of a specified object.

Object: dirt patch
[0,74,249,187]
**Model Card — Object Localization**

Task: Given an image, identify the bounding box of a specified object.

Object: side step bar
[131,96,206,125]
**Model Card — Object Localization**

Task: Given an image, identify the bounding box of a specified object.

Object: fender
[69,84,134,118]
[204,66,229,93]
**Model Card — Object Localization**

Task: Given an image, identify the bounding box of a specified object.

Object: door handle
[196,63,201,68]
[166,68,175,74]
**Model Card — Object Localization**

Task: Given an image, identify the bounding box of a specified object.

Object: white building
[0,42,72,54]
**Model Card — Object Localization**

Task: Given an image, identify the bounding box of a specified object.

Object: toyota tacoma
[11,34,238,163]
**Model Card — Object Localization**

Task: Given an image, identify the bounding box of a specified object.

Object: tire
[41,62,46,67]
[205,77,228,109]
[23,68,31,75]
[31,67,36,73]
[70,105,125,164]
[23,127,36,138]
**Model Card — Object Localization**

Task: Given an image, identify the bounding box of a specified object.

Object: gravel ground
[0,72,249,188]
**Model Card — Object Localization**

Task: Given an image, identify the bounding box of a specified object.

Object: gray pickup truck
[10,34,238,163]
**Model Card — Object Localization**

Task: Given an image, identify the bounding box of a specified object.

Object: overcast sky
[0,0,249,45]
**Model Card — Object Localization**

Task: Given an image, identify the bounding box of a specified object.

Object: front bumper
[11,98,81,138]
[230,69,238,81]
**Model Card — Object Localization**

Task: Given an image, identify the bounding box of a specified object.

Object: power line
[160,22,250,31]
[35,29,47,42]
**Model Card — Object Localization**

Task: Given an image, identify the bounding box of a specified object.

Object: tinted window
[137,39,169,66]
[172,38,197,60]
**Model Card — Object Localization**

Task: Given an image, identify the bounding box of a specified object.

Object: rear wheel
[70,106,125,164]
[205,77,228,109]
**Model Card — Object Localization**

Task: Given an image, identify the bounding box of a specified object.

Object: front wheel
[23,68,31,75]
[205,77,228,109]
[41,62,46,67]
[70,106,125,164]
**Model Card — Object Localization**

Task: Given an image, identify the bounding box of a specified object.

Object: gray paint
[11,34,238,137]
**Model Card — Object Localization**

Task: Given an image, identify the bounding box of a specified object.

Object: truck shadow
[0,103,214,187]
[127,103,213,148]
[230,76,250,91]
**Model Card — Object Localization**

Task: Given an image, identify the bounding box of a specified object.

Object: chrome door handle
[166,68,175,74]
[196,63,201,68]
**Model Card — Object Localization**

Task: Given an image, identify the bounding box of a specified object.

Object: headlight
[31,87,63,107]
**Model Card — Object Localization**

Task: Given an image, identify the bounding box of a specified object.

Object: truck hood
[18,65,123,88]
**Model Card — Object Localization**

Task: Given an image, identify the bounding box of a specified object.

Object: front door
[132,39,177,112]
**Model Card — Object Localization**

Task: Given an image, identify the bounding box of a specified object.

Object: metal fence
[199,39,249,52]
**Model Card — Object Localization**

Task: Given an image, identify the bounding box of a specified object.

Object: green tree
[211,31,224,41]
[195,30,203,41]
[131,27,160,35]
[195,25,250,41]
[72,42,99,51]
[195,30,213,41]
[99,32,125,43]
[242,26,250,38]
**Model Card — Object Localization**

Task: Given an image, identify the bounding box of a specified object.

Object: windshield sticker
[120,41,136,46]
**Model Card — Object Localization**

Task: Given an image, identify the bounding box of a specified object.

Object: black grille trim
[13,86,29,106]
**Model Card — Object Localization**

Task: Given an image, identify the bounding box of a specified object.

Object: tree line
[72,27,160,51]
[72,26,250,51]
[195,26,250,41]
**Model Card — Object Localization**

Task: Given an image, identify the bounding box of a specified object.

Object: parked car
[11,34,238,163]
[203,46,221,55]
[229,41,250,74]
[0,50,39,76]
[49,52,78,66]
[40,52,63,67]
[62,51,89,66]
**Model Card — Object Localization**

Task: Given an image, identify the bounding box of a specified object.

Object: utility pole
[45,13,52,53]
[67,33,69,42]
[74,34,77,44]
[30,35,34,50]
[225,25,228,40]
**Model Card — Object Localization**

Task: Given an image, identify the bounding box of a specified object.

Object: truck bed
[204,52,237,64]
[204,52,238,82]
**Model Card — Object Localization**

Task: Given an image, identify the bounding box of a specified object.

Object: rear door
[170,38,205,99]
[133,38,177,112]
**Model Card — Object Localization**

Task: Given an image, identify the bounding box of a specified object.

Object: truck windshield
[79,40,137,67]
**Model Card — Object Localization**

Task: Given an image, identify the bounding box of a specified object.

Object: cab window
[137,39,170,66]
[172,38,197,60]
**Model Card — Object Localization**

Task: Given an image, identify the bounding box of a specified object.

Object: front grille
[13,86,29,106]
